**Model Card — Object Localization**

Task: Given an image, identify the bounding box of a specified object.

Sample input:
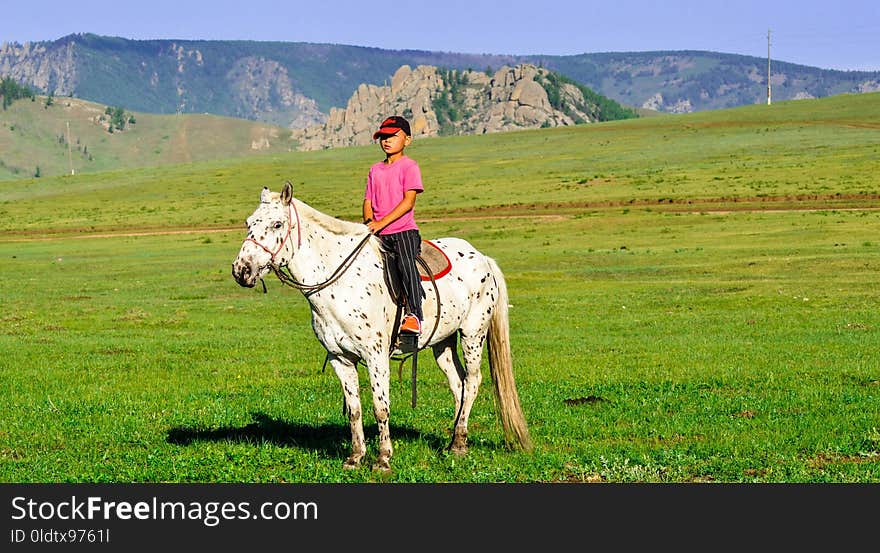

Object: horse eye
[273,221,283,230]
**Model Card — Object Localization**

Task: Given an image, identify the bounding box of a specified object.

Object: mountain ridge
[2,34,879,128]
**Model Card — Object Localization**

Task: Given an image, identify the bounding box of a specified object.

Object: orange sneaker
[400,314,421,335]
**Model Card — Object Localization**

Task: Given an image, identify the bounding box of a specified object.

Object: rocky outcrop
[856,80,880,93]
[291,64,601,151]
[291,65,440,149]
[642,92,693,113]
[0,41,77,95]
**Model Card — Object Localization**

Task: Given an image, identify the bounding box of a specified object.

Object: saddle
[382,239,450,306]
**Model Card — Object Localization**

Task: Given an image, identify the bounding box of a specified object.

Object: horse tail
[486,257,533,452]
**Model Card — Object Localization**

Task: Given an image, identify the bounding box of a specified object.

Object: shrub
[0,77,36,109]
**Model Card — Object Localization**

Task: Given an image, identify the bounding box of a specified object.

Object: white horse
[232,182,532,471]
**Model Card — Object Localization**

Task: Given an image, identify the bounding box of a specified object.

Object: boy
[363,115,424,335]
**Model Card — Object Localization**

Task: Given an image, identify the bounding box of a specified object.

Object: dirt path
[3,194,877,243]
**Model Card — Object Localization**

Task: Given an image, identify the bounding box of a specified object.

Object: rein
[272,234,372,297]
[247,198,371,297]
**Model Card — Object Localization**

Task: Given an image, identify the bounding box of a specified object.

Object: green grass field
[1,93,878,482]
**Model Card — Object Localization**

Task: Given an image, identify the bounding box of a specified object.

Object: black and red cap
[372,115,411,139]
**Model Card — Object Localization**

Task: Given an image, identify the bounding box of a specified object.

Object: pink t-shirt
[364,156,424,235]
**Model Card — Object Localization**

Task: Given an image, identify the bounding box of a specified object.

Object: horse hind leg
[328,355,366,469]
[432,333,482,456]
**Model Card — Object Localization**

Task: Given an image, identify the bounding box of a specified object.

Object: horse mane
[288,198,361,235]
[292,197,385,255]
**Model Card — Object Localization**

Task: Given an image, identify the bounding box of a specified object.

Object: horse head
[232,182,298,288]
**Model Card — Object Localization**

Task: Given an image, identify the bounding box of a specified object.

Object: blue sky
[2,0,878,71]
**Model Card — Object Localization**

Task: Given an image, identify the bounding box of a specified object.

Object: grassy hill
[0,92,878,484]
[0,95,296,180]
[3,91,877,233]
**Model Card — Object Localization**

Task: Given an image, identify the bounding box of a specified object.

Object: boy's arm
[362,199,374,224]
[366,190,417,234]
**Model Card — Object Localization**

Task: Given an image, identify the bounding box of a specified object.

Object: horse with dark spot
[232,183,532,472]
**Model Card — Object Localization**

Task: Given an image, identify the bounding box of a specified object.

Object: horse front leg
[329,355,366,469]
[365,355,393,472]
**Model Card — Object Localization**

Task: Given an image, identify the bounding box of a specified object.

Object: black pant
[381,230,423,320]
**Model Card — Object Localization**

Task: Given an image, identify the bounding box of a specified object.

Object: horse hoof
[343,457,362,470]
[450,445,468,456]
[449,433,468,456]
[372,459,392,473]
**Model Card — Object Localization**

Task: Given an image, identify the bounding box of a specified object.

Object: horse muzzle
[232,258,264,288]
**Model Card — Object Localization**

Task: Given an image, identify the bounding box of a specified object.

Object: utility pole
[66,121,74,175]
[767,29,772,105]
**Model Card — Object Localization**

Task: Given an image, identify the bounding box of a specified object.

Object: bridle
[244,200,301,264]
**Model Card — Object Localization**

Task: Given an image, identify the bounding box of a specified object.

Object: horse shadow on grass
[166,412,449,459]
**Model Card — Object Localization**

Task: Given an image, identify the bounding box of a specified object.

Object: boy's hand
[365,219,383,234]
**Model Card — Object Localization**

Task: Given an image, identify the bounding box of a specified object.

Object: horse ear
[281,181,293,205]
[260,186,272,203]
